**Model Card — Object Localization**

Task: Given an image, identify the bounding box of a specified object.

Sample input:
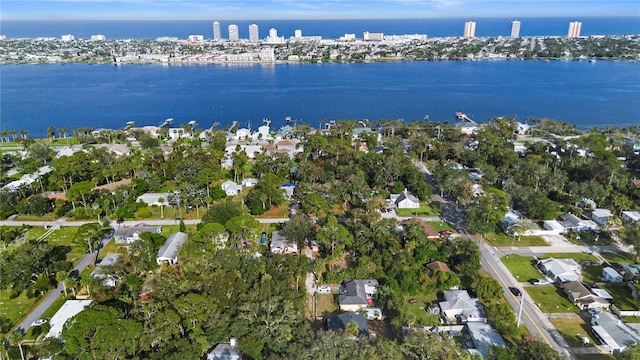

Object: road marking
[467,231,555,348]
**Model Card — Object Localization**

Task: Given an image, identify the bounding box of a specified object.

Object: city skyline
[2,0,639,21]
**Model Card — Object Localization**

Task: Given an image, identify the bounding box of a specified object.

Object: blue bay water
[1,17,639,39]
[1,60,639,138]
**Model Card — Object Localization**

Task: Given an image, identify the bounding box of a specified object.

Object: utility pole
[517,293,524,327]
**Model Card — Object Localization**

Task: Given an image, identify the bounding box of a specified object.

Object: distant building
[61,34,75,41]
[340,33,356,41]
[463,21,476,38]
[510,21,521,38]
[188,34,204,42]
[568,21,582,38]
[213,21,221,40]
[228,24,239,41]
[294,29,302,38]
[266,28,285,44]
[363,31,384,41]
[206,338,242,360]
[249,24,259,42]
[90,34,106,41]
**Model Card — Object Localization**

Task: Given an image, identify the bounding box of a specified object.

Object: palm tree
[8,329,26,360]
[56,271,68,296]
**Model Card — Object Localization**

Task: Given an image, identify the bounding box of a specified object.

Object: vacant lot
[485,232,547,246]
[396,205,440,217]
[550,316,598,347]
[315,294,337,318]
[405,295,440,326]
[526,286,576,313]
[502,255,542,281]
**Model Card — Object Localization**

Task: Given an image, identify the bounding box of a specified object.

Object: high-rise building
[90,34,106,41]
[510,21,521,38]
[213,21,221,40]
[463,21,476,38]
[249,24,259,42]
[568,21,582,38]
[228,24,239,41]
[294,29,302,38]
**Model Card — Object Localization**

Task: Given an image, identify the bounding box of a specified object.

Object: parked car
[316,285,331,294]
[31,319,48,327]
[530,279,550,286]
[439,230,453,236]
[508,287,522,296]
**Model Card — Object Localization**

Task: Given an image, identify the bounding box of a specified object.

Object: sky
[2,0,639,21]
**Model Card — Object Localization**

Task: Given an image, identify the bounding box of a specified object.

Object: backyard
[404,295,440,326]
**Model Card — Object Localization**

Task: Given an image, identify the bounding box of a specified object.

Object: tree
[67,180,95,210]
[344,320,359,337]
[620,225,640,263]
[201,198,245,226]
[225,215,261,246]
[56,271,68,296]
[465,187,509,234]
[73,222,103,253]
[281,215,316,248]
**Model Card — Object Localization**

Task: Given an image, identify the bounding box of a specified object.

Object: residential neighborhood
[1,116,639,359]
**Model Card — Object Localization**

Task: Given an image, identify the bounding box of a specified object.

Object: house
[91,253,120,287]
[167,128,192,140]
[438,290,486,324]
[406,219,441,240]
[156,232,188,265]
[136,192,174,207]
[620,263,640,280]
[591,208,613,226]
[45,300,93,338]
[543,220,566,235]
[221,181,243,196]
[241,178,258,187]
[389,189,420,209]
[602,267,624,283]
[562,281,610,310]
[206,338,242,360]
[539,258,581,283]
[559,213,598,232]
[466,322,506,359]
[591,311,640,353]
[114,223,162,244]
[426,261,452,275]
[270,230,298,255]
[280,183,295,199]
[338,279,379,312]
[621,211,640,225]
[93,178,132,193]
[326,312,369,337]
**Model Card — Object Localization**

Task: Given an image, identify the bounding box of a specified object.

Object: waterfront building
[568,21,582,38]
[157,36,178,41]
[260,48,275,62]
[363,31,384,41]
[90,34,106,41]
[463,21,476,38]
[213,21,221,40]
[228,24,239,41]
[294,29,302,38]
[510,21,521,38]
[266,28,285,44]
[61,34,75,41]
[339,33,356,42]
[249,24,259,42]
[188,35,204,42]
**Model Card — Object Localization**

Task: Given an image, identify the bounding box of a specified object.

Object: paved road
[0,217,290,228]
[14,233,113,334]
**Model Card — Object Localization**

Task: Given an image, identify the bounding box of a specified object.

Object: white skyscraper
[510,21,521,38]
[249,24,259,42]
[567,21,582,38]
[294,29,302,38]
[228,24,239,41]
[213,21,221,40]
[463,21,476,38]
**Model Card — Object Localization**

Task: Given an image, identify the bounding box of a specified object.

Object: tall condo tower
[249,24,259,42]
[213,21,221,40]
[463,21,476,38]
[228,24,239,41]
[510,20,521,38]
[567,21,582,38]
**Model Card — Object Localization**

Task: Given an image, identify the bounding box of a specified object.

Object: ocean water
[1,17,639,40]
[1,60,639,137]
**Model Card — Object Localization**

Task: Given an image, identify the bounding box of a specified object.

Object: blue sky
[2,0,639,20]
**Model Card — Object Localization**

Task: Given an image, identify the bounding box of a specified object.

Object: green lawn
[581,265,604,284]
[501,255,542,281]
[25,227,49,241]
[45,227,85,264]
[0,289,40,333]
[396,205,440,217]
[422,222,455,232]
[550,317,598,347]
[485,232,547,247]
[539,253,599,262]
[404,295,440,326]
[14,214,58,221]
[601,251,635,266]
[316,294,337,318]
[526,286,576,313]
[603,285,640,310]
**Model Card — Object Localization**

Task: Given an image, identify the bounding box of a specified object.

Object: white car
[530,279,550,286]
[316,285,331,294]
[31,319,48,327]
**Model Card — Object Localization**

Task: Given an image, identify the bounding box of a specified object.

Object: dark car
[508,287,522,296]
